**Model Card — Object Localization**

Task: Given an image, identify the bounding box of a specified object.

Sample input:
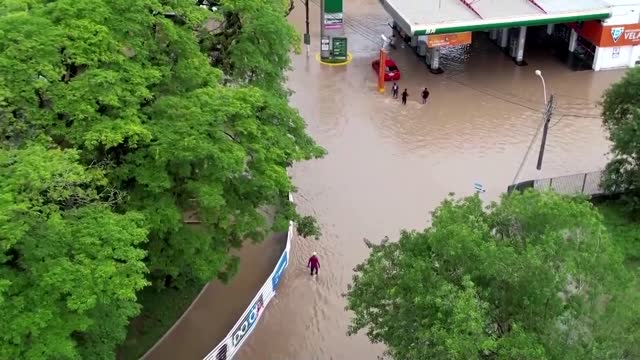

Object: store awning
[381,0,611,36]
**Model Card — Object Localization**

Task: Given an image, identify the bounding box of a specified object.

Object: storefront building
[570,0,640,70]
[379,0,640,72]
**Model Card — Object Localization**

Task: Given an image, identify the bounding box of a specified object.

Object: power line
[446,75,541,112]
[446,76,603,124]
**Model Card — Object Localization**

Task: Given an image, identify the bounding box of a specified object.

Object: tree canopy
[0,0,322,357]
[601,68,640,213]
[0,145,149,360]
[345,190,639,360]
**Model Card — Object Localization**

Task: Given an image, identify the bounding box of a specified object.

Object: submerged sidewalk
[142,232,287,360]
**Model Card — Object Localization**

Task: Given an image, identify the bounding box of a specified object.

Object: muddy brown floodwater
[233,0,627,360]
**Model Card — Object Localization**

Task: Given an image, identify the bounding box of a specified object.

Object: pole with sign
[320,0,348,63]
[304,0,310,56]
[320,0,327,59]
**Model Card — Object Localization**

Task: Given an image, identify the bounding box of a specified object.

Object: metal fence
[508,170,605,196]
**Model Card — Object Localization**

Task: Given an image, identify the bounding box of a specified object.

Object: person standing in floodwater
[421,87,430,104]
[308,252,320,276]
[401,89,408,105]
[392,82,399,99]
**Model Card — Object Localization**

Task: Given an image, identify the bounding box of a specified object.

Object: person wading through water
[401,89,408,105]
[421,87,430,104]
[308,252,320,276]
[392,82,399,99]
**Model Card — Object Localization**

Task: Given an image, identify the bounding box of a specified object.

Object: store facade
[570,21,640,70]
[380,0,640,72]
[570,1,640,70]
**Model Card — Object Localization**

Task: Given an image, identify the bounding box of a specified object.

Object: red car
[371,58,401,81]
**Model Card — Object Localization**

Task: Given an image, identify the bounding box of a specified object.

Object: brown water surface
[234,1,626,359]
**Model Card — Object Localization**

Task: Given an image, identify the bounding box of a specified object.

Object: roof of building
[381,0,612,35]
[536,0,611,13]
[473,0,541,19]
[602,0,640,5]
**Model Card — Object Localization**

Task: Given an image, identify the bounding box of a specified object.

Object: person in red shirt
[308,252,320,276]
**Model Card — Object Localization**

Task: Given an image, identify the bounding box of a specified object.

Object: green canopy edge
[413,12,611,36]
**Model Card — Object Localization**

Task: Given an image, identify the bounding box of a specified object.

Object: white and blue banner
[271,250,288,291]
[203,218,293,360]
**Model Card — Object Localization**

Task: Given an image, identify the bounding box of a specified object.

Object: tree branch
[222,130,239,144]
[285,0,295,16]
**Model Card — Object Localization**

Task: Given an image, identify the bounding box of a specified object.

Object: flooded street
[234,0,626,359]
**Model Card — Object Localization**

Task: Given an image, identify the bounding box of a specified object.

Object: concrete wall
[594,45,636,70]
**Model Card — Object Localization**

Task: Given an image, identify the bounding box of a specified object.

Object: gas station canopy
[380,0,611,35]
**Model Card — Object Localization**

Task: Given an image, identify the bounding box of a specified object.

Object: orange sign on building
[427,32,472,48]
[572,21,640,47]
[600,24,640,47]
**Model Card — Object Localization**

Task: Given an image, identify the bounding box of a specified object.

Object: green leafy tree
[345,190,637,360]
[197,0,299,94]
[602,68,640,214]
[0,0,322,292]
[0,144,149,360]
[1,0,322,357]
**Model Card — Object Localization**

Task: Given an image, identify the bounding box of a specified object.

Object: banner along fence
[201,217,294,360]
[508,170,605,196]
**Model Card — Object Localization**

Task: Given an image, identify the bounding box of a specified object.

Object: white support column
[568,29,578,52]
[546,24,555,35]
[500,28,509,48]
[593,46,602,71]
[410,36,418,47]
[516,26,527,63]
[430,47,440,70]
[630,45,640,68]
[490,29,498,40]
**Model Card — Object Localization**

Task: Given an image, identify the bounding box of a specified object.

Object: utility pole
[304,0,310,56]
[320,0,325,40]
[319,0,330,59]
[536,94,554,170]
[511,71,552,188]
